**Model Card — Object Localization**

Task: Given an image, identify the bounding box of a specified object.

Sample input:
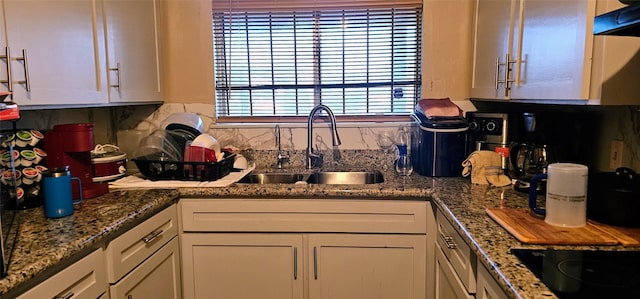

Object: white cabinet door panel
[104,0,162,103]
[3,0,107,105]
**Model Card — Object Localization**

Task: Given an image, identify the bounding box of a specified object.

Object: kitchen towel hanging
[462,150,511,186]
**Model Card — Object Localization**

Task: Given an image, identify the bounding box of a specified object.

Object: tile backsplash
[3,103,640,173]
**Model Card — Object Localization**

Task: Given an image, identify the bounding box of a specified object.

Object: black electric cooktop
[511,249,640,299]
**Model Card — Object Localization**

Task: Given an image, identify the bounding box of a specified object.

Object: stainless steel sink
[306,171,384,185]
[237,170,384,185]
[237,173,307,184]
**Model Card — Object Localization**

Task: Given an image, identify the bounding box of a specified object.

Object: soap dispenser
[395,127,413,176]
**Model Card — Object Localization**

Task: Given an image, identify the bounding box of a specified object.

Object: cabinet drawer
[477,263,509,299]
[180,199,427,234]
[435,244,474,299]
[110,237,182,299]
[436,210,476,293]
[106,204,178,283]
[17,249,106,299]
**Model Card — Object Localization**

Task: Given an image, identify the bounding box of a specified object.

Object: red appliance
[44,123,108,199]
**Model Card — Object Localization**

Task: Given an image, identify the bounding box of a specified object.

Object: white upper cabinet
[471,0,596,101]
[471,0,517,99]
[102,0,163,103]
[1,0,108,106]
[511,0,595,100]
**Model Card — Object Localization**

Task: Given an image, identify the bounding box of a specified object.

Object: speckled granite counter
[0,189,179,297]
[429,178,640,299]
[0,154,633,298]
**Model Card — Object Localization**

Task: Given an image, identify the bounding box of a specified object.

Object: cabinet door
[103,0,162,103]
[510,0,596,99]
[435,244,474,299]
[2,0,108,105]
[471,0,518,99]
[110,237,182,299]
[308,234,426,299]
[17,249,107,299]
[181,233,304,299]
[476,264,509,299]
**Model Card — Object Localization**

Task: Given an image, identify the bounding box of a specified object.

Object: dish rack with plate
[133,153,236,181]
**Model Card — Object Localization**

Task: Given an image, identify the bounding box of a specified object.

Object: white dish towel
[109,164,255,188]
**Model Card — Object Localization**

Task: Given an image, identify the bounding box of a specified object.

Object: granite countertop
[0,153,632,298]
[0,189,180,296]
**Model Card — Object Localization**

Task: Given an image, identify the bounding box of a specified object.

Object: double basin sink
[238,170,384,185]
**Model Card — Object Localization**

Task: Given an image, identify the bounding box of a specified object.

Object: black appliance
[512,249,640,299]
[410,112,468,177]
[465,112,509,171]
[594,2,640,36]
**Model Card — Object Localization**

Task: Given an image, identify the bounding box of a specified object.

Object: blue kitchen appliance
[410,111,468,177]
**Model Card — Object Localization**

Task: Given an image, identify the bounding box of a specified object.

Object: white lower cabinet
[434,209,476,299]
[476,264,509,299]
[434,209,511,299]
[17,249,107,299]
[179,199,429,299]
[181,233,303,299]
[435,245,474,299]
[106,204,181,299]
[110,237,181,299]
[308,234,425,299]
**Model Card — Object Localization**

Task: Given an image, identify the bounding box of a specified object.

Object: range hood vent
[594,3,640,36]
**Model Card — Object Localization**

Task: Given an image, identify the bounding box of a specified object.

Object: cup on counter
[529,163,589,227]
[42,166,83,218]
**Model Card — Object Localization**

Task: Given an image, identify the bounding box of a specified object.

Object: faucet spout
[307,104,341,169]
[275,124,289,169]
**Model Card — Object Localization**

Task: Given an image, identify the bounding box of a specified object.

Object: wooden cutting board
[486,208,619,246]
[589,221,640,247]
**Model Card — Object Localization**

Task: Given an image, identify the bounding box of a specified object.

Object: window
[213,0,422,122]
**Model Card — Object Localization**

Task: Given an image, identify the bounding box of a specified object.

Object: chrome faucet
[275,124,289,169]
[307,105,341,169]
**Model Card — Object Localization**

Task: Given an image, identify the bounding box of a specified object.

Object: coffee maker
[510,113,551,194]
[44,123,108,199]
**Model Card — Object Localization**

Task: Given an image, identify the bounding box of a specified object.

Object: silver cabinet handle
[109,62,121,89]
[141,229,163,243]
[293,247,298,280]
[54,291,74,299]
[15,49,30,92]
[0,47,12,92]
[494,54,515,97]
[313,246,318,280]
[440,233,457,249]
[494,56,500,91]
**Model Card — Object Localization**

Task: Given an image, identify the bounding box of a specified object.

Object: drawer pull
[440,233,457,249]
[141,229,163,243]
[313,246,318,280]
[54,291,74,299]
[293,247,298,280]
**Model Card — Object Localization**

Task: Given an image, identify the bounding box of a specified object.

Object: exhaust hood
[594,3,640,36]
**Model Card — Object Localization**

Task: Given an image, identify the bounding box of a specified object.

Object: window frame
[212,2,423,123]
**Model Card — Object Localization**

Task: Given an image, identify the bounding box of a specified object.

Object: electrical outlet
[610,140,625,169]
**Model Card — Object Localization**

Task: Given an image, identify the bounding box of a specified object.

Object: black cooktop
[512,249,640,299]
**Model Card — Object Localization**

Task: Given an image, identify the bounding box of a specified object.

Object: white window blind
[213,0,422,121]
